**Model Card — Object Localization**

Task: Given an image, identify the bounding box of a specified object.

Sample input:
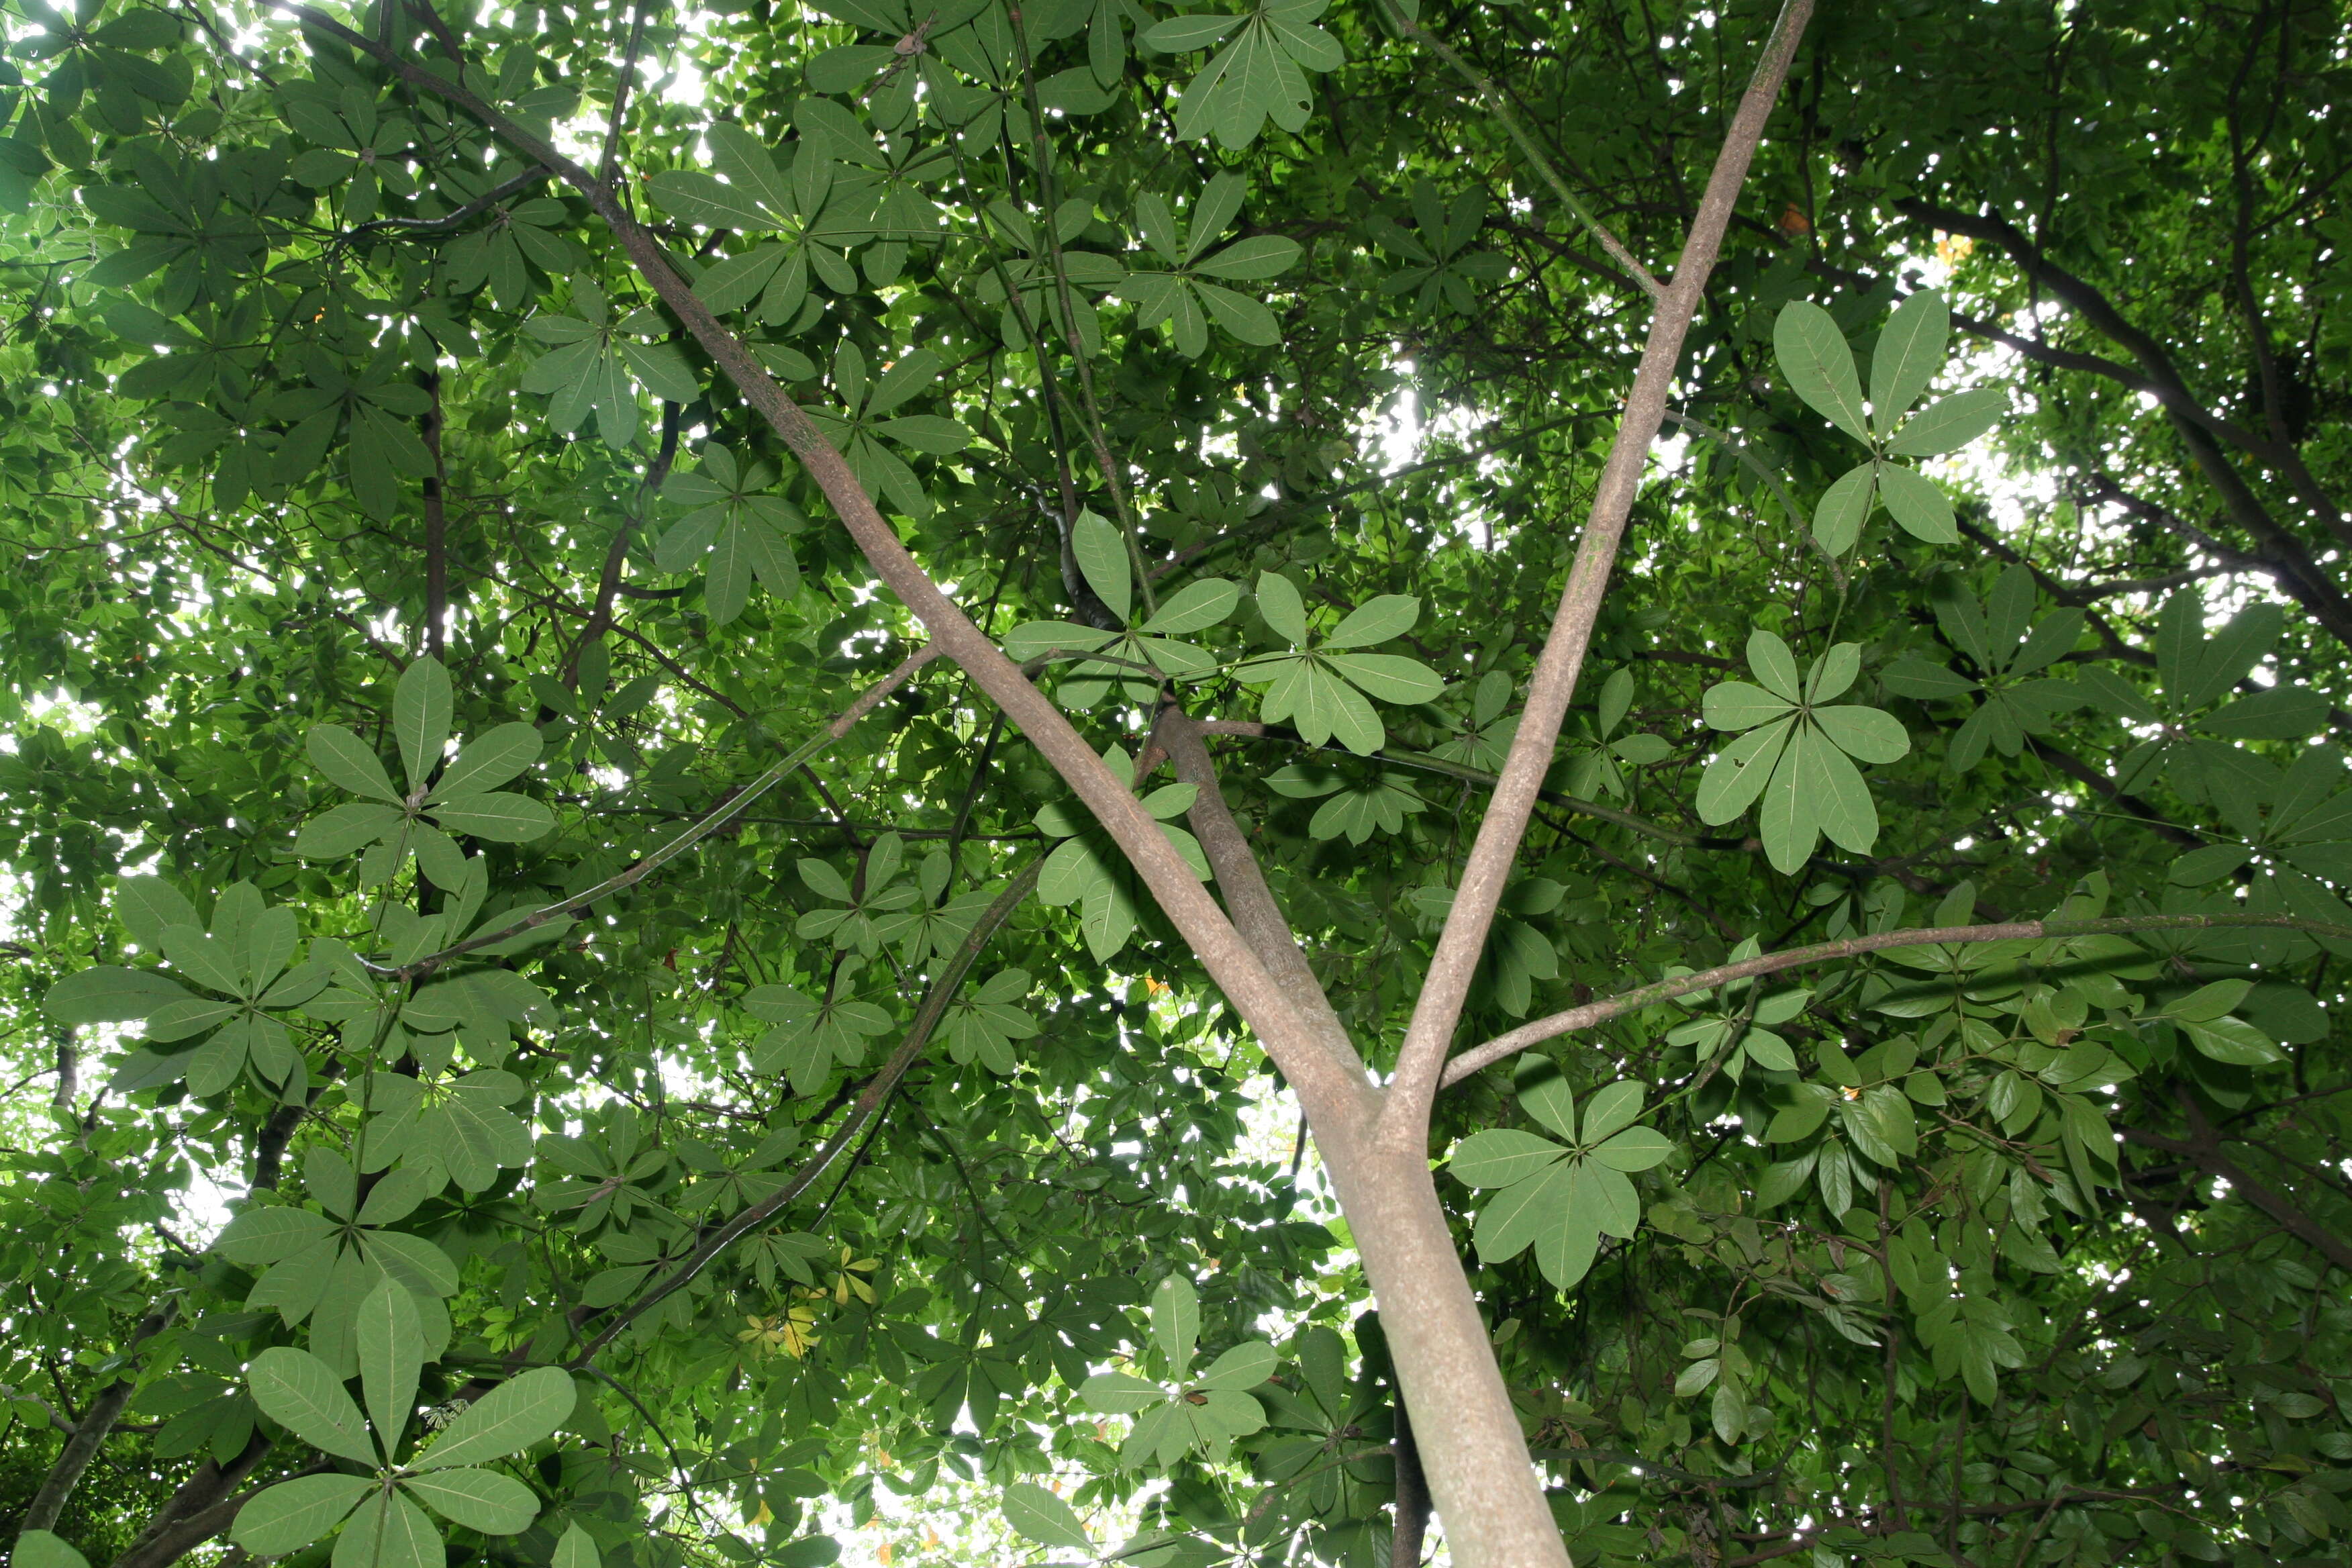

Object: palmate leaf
[1869,287,1948,437]
[1459,1077,1670,1288]
[1152,0,1344,150]
[332,1489,442,1568]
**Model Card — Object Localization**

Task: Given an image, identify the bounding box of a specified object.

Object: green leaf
[1811,704,1911,765]
[394,658,453,795]
[1449,1128,1566,1188]
[231,1476,375,1556]
[1580,1081,1646,1146]
[297,803,404,860]
[1255,571,1308,644]
[1140,577,1239,635]
[1591,1126,1673,1171]
[1472,1159,1575,1266]
[1744,630,1802,702]
[399,1469,540,1534]
[2169,979,2255,1022]
[1151,1273,1200,1371]
[45,966,193,1023]
[309,724,403,801]
[217,1206,336,1263]
[115,875,200,948]
[1812,462,1876,556]
[1002,1481,1093,1551]
[1696,716,1794,825]
[428,724,542,801]
[411,1366,575,1469]
[553,1522,601,1568]
[1703,681,1795,732]
[1888,387,2004,458]
[246,1347,378,1467]
[1869,288,1949,434]
[1194,234,1301,280]
[1325,593,1418,647]
[1079,1370,1165,1414]
[427,793,555,842]
[2179,1014,2286,1067]
[356,1279,422,1462]
[1516,1069,1577,1142]
[1196,1340,1275,1390]
[1774,301,1869,442]
[1072,509,1133,624]
[12,1534,92,1568]
[1322,652,1444,705]
[1797,722,1878,856]
[1875,463,1959,544]
[332,1489,442,1568]
[1144,13,1244,50]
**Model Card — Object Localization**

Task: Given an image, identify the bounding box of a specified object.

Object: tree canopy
[3,1,2352,1567]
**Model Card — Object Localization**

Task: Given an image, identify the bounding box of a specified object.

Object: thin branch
[1156,709,1362,1072]
[1440,910,2352,1088]
[2120,1089,2352,1272]
[382,643,941,979]
[420,369,448,660]
[599,0,656,187]
[1383,0,1814,1143]
[572,860,1041,1363]
[569,401,682,686]
[1371,0,1662,300]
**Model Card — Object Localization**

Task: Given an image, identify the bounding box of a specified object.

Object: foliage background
[1,0,2351,1566]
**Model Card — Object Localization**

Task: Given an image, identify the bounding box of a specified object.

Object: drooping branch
[571,859,1042,1363]
[1438,910,2352,1088]
[1383,0,1816,1142]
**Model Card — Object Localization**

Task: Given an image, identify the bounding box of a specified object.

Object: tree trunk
[1325,1141,1567,1568]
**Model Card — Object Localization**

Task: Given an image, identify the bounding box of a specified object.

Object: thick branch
[18,1302,177,1536]
[280,0,1355,1119]
[1440,911,2352,1087]
[1156,711,1365,1085]
[103,1432,278,1568]
[1894,197,2352,555]
[1383,0,1814,1142]
[1390,1400,1430,1568]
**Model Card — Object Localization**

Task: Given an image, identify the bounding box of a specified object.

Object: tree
[3,0,2351,1564]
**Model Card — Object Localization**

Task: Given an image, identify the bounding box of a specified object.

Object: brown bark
[17,1303,177,1538]
[2122,1091,2352,1273]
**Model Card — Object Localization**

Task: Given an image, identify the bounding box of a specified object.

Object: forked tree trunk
[277,6,1817,1565]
